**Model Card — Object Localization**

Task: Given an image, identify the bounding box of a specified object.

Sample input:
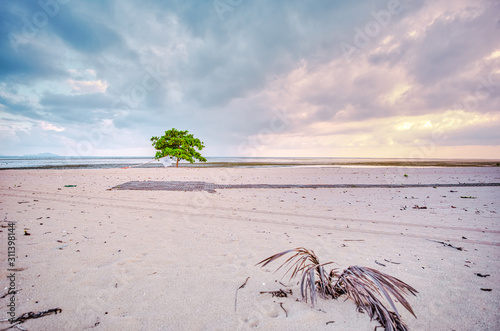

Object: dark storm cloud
[410,3,500,86]
[156,0,368,107]
[48,10,123,54]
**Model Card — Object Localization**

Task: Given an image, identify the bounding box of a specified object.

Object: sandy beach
[1,166,499,330]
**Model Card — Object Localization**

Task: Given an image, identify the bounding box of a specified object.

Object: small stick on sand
[426,239,463,251]
[384,259,401,265]
[279,303,288,317]
[234,277,250,312]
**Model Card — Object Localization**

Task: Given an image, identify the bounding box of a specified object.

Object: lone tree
[151,128,207,168]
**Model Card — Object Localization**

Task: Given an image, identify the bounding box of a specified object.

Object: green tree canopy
[151,128,207,167]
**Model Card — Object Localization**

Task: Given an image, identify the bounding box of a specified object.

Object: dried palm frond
[333,266,417,331]
[257,248,418,331]
[256,247,334,304]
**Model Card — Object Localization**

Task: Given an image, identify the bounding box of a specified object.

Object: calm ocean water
[0,156,410,170]
[0,156,496,170]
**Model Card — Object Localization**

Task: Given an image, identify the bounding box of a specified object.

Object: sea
[0,156,497,170]
[0,156,369,170]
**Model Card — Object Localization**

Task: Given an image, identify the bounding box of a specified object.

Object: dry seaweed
[1,308,62,330]
[257,248,417,331]
[260,289,293,297]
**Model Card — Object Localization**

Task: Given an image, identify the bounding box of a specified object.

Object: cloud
[0,114,33,133]
[66,79,108,94]
[40,121,65,132]
[0,0,498,158]
[39,92,111,109]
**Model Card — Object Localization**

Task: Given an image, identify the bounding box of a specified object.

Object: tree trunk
[176,158,179,168]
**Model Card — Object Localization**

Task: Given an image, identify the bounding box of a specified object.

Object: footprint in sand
[240,316,260,328]
[236,285,284,329]
[212,251,255,275]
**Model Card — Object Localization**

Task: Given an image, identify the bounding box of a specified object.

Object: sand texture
[1,166,499,330]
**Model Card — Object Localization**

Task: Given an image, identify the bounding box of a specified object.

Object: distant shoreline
[1,159,499,170]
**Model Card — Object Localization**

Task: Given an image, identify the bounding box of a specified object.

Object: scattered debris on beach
[426,239,463,251]
[260,289,292,298]
[1,308,62,330]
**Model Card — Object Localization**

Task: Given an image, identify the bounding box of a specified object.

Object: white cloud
[66,79,108,94]
[40,121,65,132]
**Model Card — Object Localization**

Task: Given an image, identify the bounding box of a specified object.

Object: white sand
[0,166,499,330]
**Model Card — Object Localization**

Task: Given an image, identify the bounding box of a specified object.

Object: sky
[1,0,499,159]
